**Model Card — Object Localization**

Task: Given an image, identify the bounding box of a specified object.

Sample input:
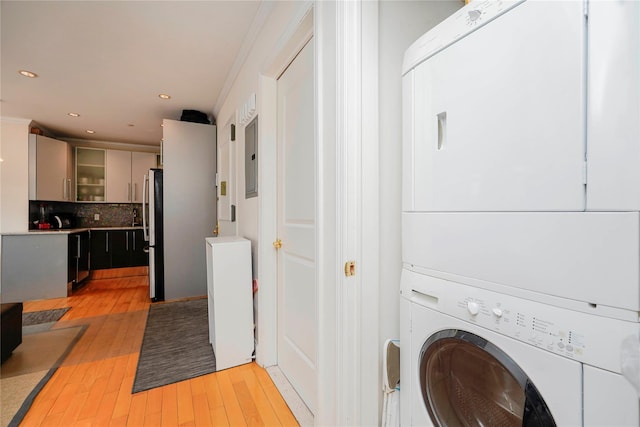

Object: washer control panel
[458,294,587,359]
[403,268,639,374]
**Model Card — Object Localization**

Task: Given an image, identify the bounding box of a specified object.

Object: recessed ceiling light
[19,70,38,78]
[86,130,95,134]
[158,94,171,100]
[68,112,80,117]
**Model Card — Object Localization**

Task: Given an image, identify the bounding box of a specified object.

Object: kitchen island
[0,227,145,303]
[1,232,71,302]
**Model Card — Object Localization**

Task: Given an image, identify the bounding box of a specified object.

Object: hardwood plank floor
[19,269,298,426]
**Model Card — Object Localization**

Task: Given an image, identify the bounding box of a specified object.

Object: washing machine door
[419,330,555,427]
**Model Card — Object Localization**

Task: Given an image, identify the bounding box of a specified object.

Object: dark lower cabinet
[110,231,129,268]
[90,230,111,270]
[90,229,148,270]
[68,231,90,286]
[129,230,148,266]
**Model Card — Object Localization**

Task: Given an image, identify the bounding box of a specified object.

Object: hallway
[16,269,298,426]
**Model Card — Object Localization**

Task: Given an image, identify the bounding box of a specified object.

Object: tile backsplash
[29,201,143,229]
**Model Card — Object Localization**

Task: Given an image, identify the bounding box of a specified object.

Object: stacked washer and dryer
[400,1,640,426]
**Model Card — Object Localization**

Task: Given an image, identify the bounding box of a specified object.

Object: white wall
[0,118,32,294]
[377,0,462,358]
[215,1,311,278]
[0,118,31,233]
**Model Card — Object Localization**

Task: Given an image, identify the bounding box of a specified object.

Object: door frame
[256,1,380,424]
[256,3,314,368]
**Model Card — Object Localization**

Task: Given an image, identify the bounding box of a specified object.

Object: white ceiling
[1,0,263,147]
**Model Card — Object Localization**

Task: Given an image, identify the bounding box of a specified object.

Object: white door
[276,38,316,412]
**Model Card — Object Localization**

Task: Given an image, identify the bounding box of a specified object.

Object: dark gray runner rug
[22,307,70,326]
[132,298,216,393]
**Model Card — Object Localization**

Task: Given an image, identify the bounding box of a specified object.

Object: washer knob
[467,301,479,316]
[492,308,503,318]
[468,9,482,22]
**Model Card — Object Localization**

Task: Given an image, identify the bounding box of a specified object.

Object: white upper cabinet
[404,1,585,212]
[131,152,156,202]
[29,134,73,202]
[106,150,131,203]
[106,150,156,203]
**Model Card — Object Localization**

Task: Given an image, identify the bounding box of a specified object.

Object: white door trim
[315,1,380,425]
[359,3,380,424]
[257,1,380,424]
[256,0,313,373]
[331,1,380,424]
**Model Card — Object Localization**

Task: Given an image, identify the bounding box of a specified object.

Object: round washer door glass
[420,330,556,427]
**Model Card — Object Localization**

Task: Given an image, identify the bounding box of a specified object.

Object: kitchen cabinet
[90,229,147,270]
[132,152,157,202]
[68,231,90,287]
[163,119,217,300]
[90,230,111,270]
[110,230,146,267]
[106,150,157,203]
[76,147,106,202]
[129,229,148,266]
[28,134,73,201]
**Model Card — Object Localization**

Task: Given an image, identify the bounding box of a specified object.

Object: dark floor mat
[22,308,70,326]
[132,298,215,393]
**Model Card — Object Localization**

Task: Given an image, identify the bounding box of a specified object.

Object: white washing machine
[400,269,640,426]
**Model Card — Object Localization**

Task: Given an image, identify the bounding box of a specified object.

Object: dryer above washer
[402,0,585,213]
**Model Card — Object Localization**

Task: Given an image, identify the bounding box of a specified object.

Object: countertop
[1,226,144,236]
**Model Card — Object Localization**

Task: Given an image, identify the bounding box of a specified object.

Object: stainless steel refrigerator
[143,168,164,301]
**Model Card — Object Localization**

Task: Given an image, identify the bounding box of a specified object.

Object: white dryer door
[406,0,585,212]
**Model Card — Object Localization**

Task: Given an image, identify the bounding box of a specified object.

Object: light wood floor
[19,269,299,427]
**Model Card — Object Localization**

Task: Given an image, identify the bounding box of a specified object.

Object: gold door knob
[273,239,283,249]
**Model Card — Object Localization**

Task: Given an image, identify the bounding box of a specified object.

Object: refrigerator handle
[143,173,149,242]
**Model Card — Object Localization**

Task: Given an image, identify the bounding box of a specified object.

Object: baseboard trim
[266,365,314,426]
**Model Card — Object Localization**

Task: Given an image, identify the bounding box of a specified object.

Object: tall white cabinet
[205,236,254,371]
[162,119,217,300]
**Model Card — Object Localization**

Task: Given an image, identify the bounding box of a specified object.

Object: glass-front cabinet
[75,147,106,202]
